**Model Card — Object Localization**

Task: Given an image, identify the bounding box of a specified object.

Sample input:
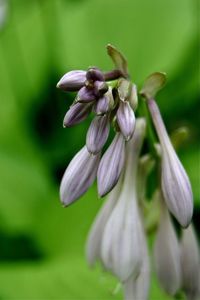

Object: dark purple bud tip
[86,67,104,81]
[63,102,92,127]
[94,96,109,115]
[56,70,86,91]
[77,86,96,103]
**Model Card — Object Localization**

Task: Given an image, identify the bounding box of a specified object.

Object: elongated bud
[63,102,92,127]
[180,224,200,300]
[117,101,136,141]
[86,178,122,266]
[147,99,193,228]
[60,146,100,206]
[93,80,108,96]
[97,133,125,197]
[101,119,146,282]
[86,115,110,154]
[154,200,181,296]
[56,70,86,91]
[94,87,114,115]
[86,67,104,81]
[77,86,96,103]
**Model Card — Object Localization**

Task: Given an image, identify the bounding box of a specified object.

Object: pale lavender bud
[86,178,122,266]
[63,102,92,127]
[94,87,114,115]
[86,115,110,154]
[93,80,108,96]
[129,84,138,110]
[117,101,136,141]
[154,201,181,296]
[77,86,96,103]
[86,67,104,81]
[147,99,193,228]
[56,70,86,91]
[180,224,200,300]
[60,146,100,206]
[97,133,125,197]
[101,119,146,282]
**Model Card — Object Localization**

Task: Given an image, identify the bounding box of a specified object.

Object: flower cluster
[57,45,199,300]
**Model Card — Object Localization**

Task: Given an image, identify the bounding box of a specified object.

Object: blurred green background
[0,0,199,299]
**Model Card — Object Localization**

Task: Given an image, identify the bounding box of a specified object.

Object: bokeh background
[0,0,199,299]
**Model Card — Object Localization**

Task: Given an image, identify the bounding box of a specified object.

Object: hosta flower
[117,101,135,141]
[57,70,86,91]
[180,224,200,300]
[154,199,181,296]
[147,98,193,228]
[97,132,125,197]
[63,102,92,127]
[101,118,146,282]
[60,146,100,206]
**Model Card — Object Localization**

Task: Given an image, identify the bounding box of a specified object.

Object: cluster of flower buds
[57,45,198,300]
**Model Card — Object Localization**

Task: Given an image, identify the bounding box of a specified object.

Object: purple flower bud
[86,115,110,154]
[86,67,104,81]
[77,86,96,103]
[147,99,193,228]
[97,133,125,197]
[56,70,86,91]
[180,224,200,300]
[117,101,136,141]
[63,102,92,127]
[154,201,181,296]
[93,81,108,96]
[60,146,100,206]
[94,87,114,115]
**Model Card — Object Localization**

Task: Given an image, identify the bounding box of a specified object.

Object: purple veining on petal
[63,102,92,127]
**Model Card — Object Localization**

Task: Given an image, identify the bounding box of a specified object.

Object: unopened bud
[63,102,92,127]
[86,67,104,81]
[93,81,108,96]
[117,101,136,141]
[57,70,86,91]
[77,86,96,103]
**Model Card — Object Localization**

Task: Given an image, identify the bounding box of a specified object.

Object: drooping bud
[60,146,100,206]
[154,200,181,296]
[86,177,122,266]
[117,101,136,141]
[86,115,110,154]
[77,86,96,103]
[106,44,128,78]
[147,99,193,228]
[94,87,114,115]
[86,67,104,81]
[97,133,125,197]
[180,224,200,300]
[56,70,86,91]
[93,80,108,96]
[63,102,92,127]
[101,118,146,282]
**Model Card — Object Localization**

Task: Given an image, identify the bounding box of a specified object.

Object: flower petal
[63,102,92,127]
[117,101,136,141]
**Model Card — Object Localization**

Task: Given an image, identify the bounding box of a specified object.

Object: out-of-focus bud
[93,80,108,96]
[170,126,189,150]
[154,200,181,296]
[106,44,128,78]
[86,67,104,81]
[86,178,122,266]
[180,224,200,300]
[101,118,146,282]
[63,102,92,127]
[86,115,110,154]
[140,72,166,99]
[97,133,125,197]
[56,70,86,91]
[60,146,100,206]
[147,99,193,228]
[0,0,8,29]
[117,101,135,141]
[94,87,114,115]
[77,86,96,103]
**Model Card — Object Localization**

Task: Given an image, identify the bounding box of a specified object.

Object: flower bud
[101,119,146,282]
[63,102,92,127]
[60,146,100,206]
[86,115,110,154]
[94,87,114,115]
[147,99,193,228]
[86,178,122,267]
[56,70,86,91]
[93,81,108,96]
[97,133,125,197]
[86,67,104,81]
[154,201,181,296]
[117,101,136,141]
[129,84,138,111]
[180,224,200,300]
[77,86,96,103]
